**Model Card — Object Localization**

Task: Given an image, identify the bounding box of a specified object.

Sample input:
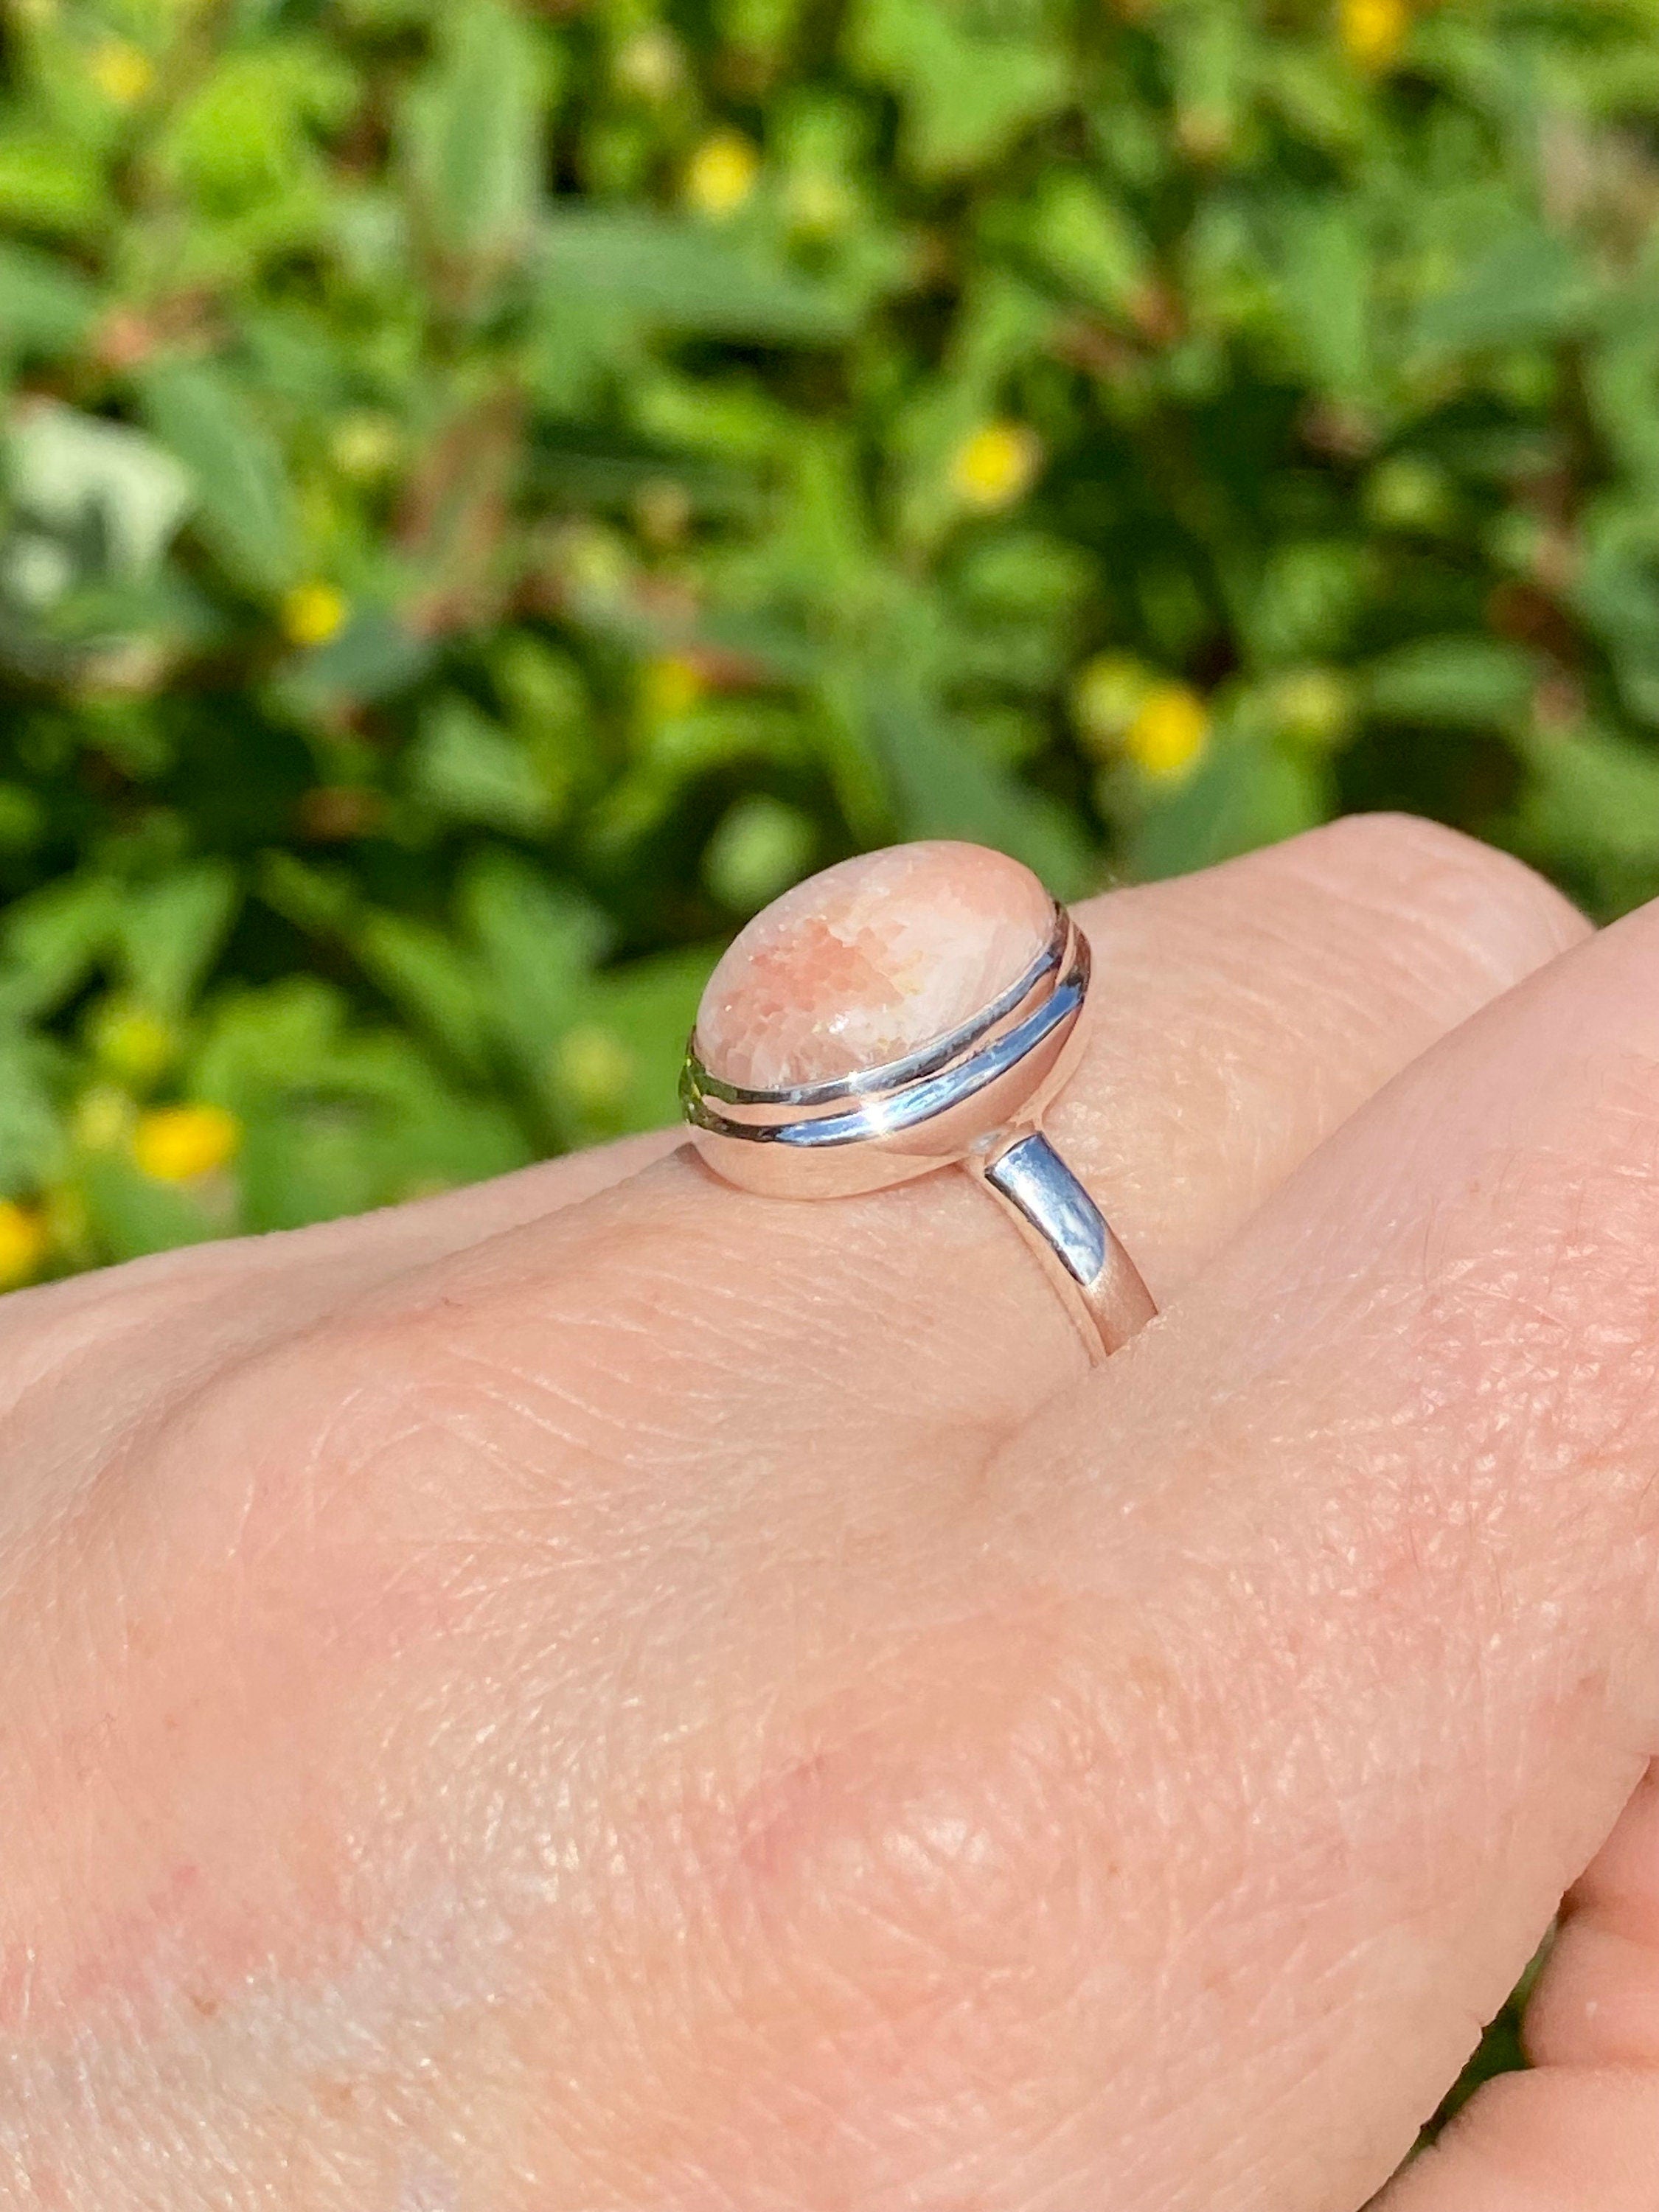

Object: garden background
[4,0,1659,2126]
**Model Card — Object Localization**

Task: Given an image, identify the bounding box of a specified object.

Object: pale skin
[4,814,1659,2208]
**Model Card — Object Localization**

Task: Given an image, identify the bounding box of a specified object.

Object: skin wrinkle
[384,1317,729,1498]
[453,1170,1048,1457]
[1274,822,1581,991]
[0,1240,435,1525]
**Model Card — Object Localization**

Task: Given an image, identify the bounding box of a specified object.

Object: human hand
[1,815,1653,2211]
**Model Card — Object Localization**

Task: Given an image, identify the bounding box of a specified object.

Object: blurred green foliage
[4,0,1659,1282]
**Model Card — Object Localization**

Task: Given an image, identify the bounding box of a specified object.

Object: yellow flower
[133,1103,241,1183]
[685,131,761,219]
[1124,682,1211,781]
[639,653,705,721]
[0,1202,49,1290]
[88,38,154,106]
[1340,0,1409,71]
[950,420,1043,512]
[280,581,348,650]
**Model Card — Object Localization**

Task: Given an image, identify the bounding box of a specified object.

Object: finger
[1378,2069,1659,2211]
[1531,1760,1659,2070]
[5,818,1579,1541]
[1042,813,1582,1296]
[422,815,1584,1438]
[1377,1760,1659,2211]
[21,813,1581,1329]
[239,833,1599,2212]
[330,815,1572,1297]
[924,888,1659,2211]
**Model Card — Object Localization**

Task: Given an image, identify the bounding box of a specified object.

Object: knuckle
[681,1604,1121,2140]
[0,1245,243,1435]
[644,1597,1261,2194]
[1291,811,1585,984]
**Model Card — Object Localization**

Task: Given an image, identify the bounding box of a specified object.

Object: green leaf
[0,1030,64,1192]
[1161,0,1248,158]
[1413,228,1603,356]
[1024,173,1152,319]
[273,608,437,719]
[115,863,240,1013]
[1276,201,1371,397]
[403,0,547,268]
[80,1152,223,1262]
[1513,720,1659,899]
[194,975,528,1228]
[194,975,359,1110]
[1586,324,1659,493]
[1234,541,1371,668]
[537,210,851,341]
[138,362,301,594]
[1575,500,1659,723]
[257,852,359,936]
[406,694,556,834]
[158,44,356,216]
[1127,736,1329,883]
[1362,637,1539,726]
[562,945,719,1135]
[354,911,493,1073]
[866,682,1096,899]
[460,852,611,1099]
[702,793,816,913]
[0,244,97,354]
[0,874,119,1018]
[0,135,107,238]
[953,530,1096,624]
[239,1082,525,1229]
[846,0,1070,175]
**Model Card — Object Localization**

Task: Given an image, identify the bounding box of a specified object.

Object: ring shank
[978,1132,1156,1359]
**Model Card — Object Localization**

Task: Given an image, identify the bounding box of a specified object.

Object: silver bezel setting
[680,902,1091,1200]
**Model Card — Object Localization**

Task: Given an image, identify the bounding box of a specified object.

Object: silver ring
[681,894,1156,1361]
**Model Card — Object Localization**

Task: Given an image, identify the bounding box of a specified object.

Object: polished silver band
[681,907,1156,1360]
[977,1131,1156,1357]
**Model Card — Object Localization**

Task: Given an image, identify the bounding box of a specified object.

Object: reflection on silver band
[682,917,1090,1148]
[984,1132,1107,1288]
[686,968,1085,1149]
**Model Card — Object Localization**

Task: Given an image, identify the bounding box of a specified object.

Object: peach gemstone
[695,841,1057,1091]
